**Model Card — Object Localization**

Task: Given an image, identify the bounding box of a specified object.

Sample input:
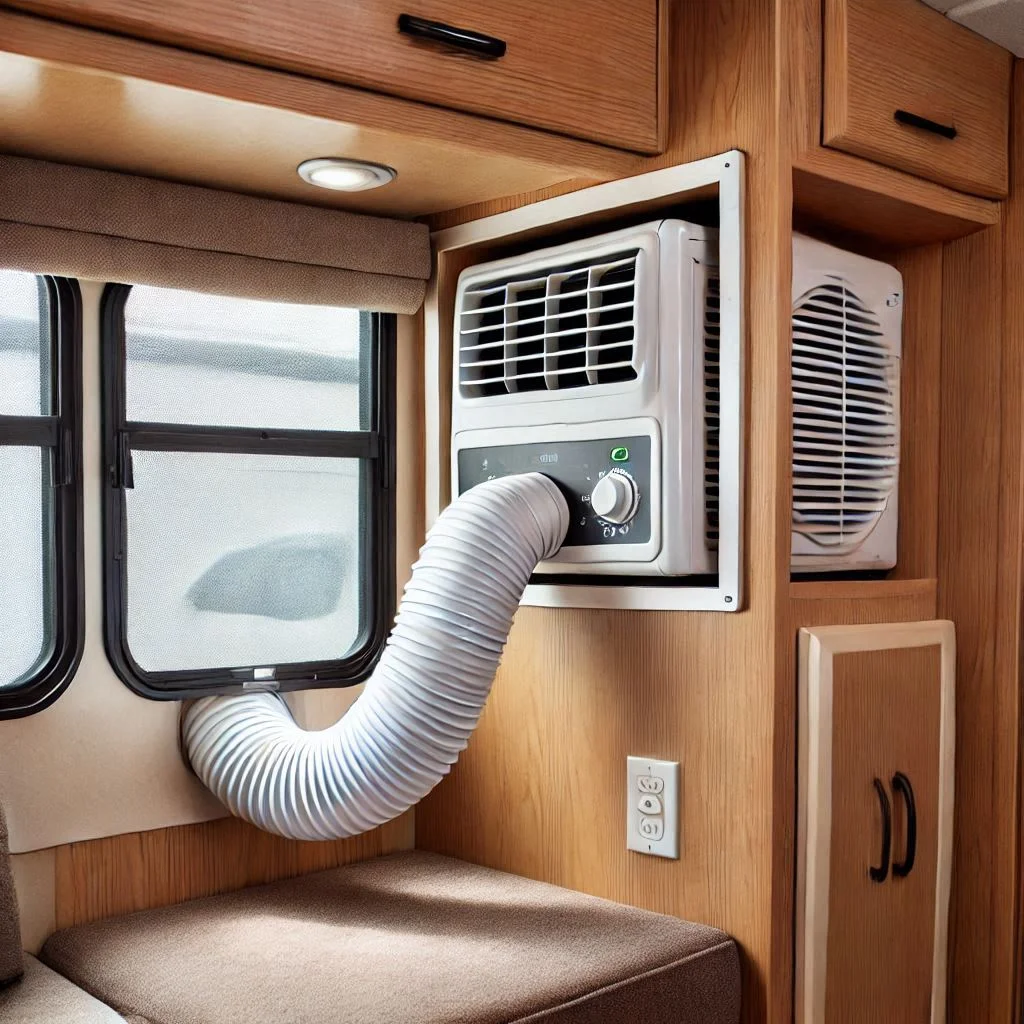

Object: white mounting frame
[424,150,745,612]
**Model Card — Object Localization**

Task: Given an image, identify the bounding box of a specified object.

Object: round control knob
[590,470,639,525]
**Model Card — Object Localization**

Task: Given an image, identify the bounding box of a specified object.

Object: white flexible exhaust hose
[182,473,568,841]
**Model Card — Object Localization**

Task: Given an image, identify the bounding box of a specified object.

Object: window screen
[0,270,83,719]
[102,285,395,698]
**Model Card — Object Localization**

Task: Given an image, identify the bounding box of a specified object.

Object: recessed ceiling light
[297,157,397,192]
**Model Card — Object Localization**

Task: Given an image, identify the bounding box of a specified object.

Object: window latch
[112,431,135,489]
[240,667,279,692]
[380,436,392,490]
[54,426,74,487]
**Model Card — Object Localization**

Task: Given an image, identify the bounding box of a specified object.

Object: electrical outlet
[626,756,679,859]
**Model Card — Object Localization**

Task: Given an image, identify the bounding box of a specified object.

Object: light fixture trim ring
[297,157,398,192]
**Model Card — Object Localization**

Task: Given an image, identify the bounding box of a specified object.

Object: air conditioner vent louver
[458,249,640,397]
[704,271,720,551]
[791,277,899,553]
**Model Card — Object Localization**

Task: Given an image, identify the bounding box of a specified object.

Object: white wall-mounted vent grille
[791,276,900,554]
[458,249,640,397]
[704,271,721,551]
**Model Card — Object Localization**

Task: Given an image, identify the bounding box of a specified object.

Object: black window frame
[0,275,84,720]
[100,283,396,700]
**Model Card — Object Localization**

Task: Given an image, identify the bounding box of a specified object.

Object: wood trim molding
[938,222,1011,1022]
[793,149,1000,246]
[790,578,937,602]
[998,60,1024,1024]
[654,0,671,152]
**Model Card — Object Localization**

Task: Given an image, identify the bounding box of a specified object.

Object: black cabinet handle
[894,109,957,140]
[397,14,506,59]
[869,777,891,883]
[891,772,917,878]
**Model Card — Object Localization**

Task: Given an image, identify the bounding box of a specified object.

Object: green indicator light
[610,446,629,462]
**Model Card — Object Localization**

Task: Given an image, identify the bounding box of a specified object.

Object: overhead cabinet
[823,0,1011,198]
[797,621,955,1023]
[6,0,664,153]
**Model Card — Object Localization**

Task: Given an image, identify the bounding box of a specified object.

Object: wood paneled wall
[420,4,793,1023]
[1005,63,1024,1023]
[937,224,1009,1022]
[782,4,1021,1012]
[419,6,1023,1024]
[931,88,1024,1014]
[53,814,412,930]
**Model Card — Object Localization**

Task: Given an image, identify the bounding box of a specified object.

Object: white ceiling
[922,0,1024,56]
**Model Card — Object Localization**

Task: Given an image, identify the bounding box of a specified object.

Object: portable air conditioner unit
[791,234,903,572]
[451,219,719,577]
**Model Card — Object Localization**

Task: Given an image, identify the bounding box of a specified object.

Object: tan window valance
[0,155,431,313]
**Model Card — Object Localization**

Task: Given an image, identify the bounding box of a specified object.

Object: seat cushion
[41,850,740,1024]
[0,955,125,1023]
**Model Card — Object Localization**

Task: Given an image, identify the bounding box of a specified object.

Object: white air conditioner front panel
[452,219,718,577]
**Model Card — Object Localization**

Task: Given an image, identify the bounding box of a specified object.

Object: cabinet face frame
[796,620,955,1024]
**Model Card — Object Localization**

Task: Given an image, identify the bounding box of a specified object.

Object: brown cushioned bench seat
[40,850,740,1024]
[0,955,125,1023]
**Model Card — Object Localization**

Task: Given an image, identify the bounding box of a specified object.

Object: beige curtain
[0,155,431,313]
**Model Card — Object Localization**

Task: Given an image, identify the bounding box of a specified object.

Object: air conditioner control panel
[457,435,653,550]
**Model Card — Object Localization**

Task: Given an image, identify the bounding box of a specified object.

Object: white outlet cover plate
[626,756,680,859]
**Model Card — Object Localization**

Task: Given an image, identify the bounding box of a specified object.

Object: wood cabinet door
[797,621,954,1024]
[823,0,1010,199]
[5,0,663,154]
